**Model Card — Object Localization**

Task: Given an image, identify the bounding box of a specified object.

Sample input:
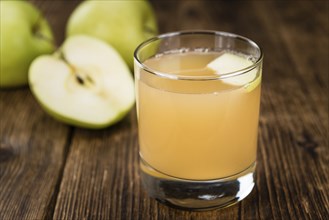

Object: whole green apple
[0,1,54,88]
[66,0,158,69]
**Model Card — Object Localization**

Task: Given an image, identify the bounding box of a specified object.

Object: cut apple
[207,53,260,92]
[29,35,135,129]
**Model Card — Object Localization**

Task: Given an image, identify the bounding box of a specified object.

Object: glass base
[140,160,256,211]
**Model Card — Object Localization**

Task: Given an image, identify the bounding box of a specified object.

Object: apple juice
[136,51,261,180]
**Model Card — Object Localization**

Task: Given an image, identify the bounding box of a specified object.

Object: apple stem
[32,15,55,47]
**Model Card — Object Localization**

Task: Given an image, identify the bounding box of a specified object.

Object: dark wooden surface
[1,1,328,219]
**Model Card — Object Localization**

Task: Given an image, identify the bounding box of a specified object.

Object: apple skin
[66,0,158,70]
[0,1,55,88]
[34,97,132,129]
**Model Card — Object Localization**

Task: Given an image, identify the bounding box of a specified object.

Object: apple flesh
[66,0,158,69]
[29,35,135,129]
[207,53,260,92]
[0,1,54,88]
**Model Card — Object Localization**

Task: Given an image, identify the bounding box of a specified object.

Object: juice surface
[136,51,261,180]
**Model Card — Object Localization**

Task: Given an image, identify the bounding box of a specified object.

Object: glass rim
[134,30,263,81]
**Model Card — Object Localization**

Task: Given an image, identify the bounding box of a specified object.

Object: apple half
[29,35,135,129]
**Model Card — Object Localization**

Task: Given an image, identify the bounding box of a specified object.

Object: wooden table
[1,1,328,219]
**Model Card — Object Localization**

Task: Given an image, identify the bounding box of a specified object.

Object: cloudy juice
[136,51,261,180]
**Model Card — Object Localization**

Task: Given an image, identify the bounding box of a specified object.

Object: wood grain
[0,90,70,219]
[0,1,328,220]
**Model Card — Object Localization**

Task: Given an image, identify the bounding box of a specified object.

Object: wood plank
[252,1,329,219]
[0,89,71,219]
[52,114,137,220]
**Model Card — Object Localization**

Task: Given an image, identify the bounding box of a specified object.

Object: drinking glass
[134,30,263,210]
